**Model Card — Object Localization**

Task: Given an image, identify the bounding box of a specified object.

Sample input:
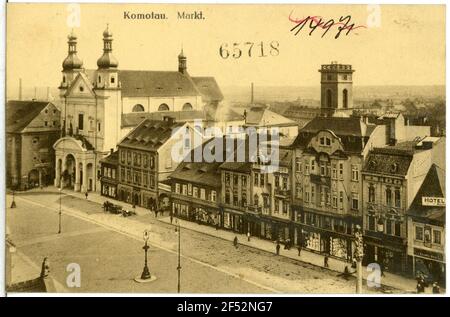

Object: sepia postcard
[3,2,447,298]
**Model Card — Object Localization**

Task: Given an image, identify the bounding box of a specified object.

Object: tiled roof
[245,107,296,127]
[219,161,253,173]
[300,117,365,136]
[191,77,224,102]
[363,148,413,176]
[169,139,223,188]
[407,164,445,223]
[292,117,371,153]
[121,111,213,128]
[118,118,185,151]
[118,70,200,98]
[100,151,119,165]
[6,100,51,133]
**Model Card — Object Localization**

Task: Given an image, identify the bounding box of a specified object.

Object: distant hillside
[222,85,445,103]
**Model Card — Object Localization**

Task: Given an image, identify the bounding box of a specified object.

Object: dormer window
[320,136,332,146]
[391,163,399,173]
[62,76,66,83]
[79,86,84,92]
[111,77,115,84]
[98,76,101,83]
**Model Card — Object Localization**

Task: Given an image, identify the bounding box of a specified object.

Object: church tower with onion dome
[96,25,119,90]
[59,30,84,96]
[94,25,122,156]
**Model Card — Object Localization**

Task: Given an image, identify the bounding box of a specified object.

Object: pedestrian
[233,236,238,249]
[416,279,425,294]
[324,255,329,268]
[170,212,173,224]
[85,191,88,199]
[432,282,440,294]
[215,222,219,231]
[297,245,302,256]
[247,231,251,242]
[155,209,158,218]
[276,242,280,255]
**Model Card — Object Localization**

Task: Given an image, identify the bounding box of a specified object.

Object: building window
[339,191,344,209]
[182,184,187,195]
[275,175,280,188]
[254,173,259,186]
[233,175,238,186]
[132,104,145,112]
[433,230,442,245]
[394,188,401,208]
[158,103,169,111]
[175,183,181,194]
[98,122,101,132]
[296,158,302,173]
[311,160,316,173]
[386,219,392,235]
[79,86,84,92]
[368,215,375,231]
[211,190,217,202]
[311,185,315,205]
[188,183,192,196]
[44,121,48,127]
[241,175,247,187]
[182,103,193,111]
[111,77,115,84]
[304,191,310,203]
[332,195,337,208]
[260,174,265,187]
[343,89,348,109]
[394,222,401,237]
[296,183,302,198]
[192,187,198,198]
[274,198,279,212]
[200,188,206,200]
[351,165,359,181]
[304,160,310,175]
[332,164,337,179]
[415,226,424,241]
[78,113,84,130]
[385,187,392,206]
[368,184,375,203]
[352,195,359,210]
[339,163,344,179]
[225,191,231,204]
[150,156,155,169]
[225,173,230,186]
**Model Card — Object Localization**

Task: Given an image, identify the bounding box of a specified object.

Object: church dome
[97,53,119,69]
[97,26,118,69]
[62,54,84,70]
[62,31,83,70]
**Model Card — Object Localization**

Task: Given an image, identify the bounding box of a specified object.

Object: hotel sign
[422,197,445,207]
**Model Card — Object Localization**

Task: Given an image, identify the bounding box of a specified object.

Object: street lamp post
[141,230,151,280]
[134,229,156,283]
[175,219,182,293]
[354,225,364,294]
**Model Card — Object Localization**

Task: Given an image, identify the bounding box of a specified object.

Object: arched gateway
[53,137,97,192]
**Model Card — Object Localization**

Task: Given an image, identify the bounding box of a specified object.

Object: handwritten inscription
[289,12,366,39]
[219,41,279,59]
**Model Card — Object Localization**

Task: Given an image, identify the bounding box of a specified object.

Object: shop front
[300,225,352,261]
[101,179,117,198]
[363,235,407,274]
[223,208,244,233]
[412,248,445,286]
[192,205,221,228]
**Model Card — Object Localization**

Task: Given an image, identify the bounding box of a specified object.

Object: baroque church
[53,27,223,193]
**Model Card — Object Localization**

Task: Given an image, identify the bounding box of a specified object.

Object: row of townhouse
[99,113,445,283]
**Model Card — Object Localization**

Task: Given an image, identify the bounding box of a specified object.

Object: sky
[6,3,446,94]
